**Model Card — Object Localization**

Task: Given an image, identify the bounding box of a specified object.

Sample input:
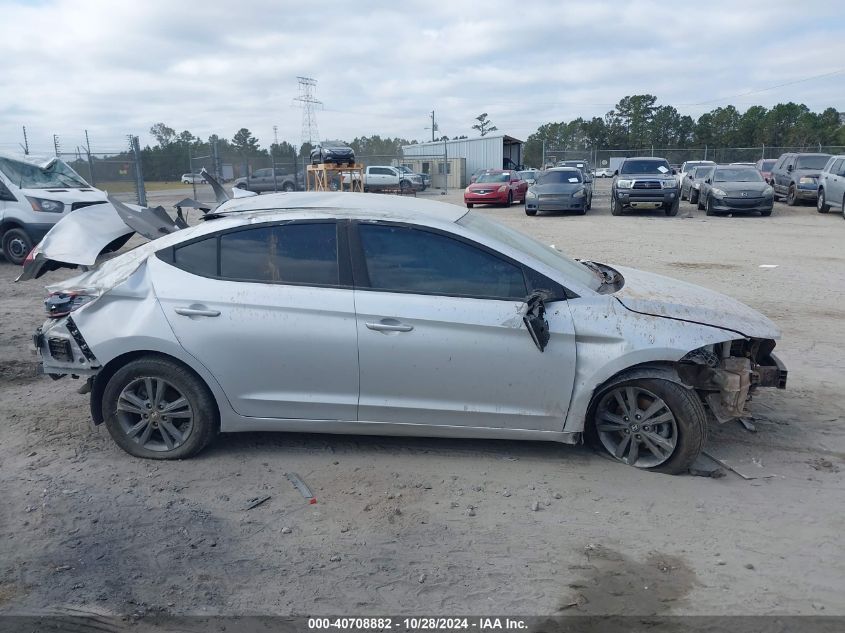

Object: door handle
[365,320,413,332]
[175,307,221,317]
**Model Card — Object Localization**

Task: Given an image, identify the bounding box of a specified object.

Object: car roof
[214,191,467,224]
[546,167,581,172]
[624,156,668,161]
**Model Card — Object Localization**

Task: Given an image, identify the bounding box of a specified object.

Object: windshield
[537,170,582,184]
[476,173,510,183]
[457,211,599,291]
[795,155,831,170]
[714,168,763,182]
[620,159,671,175]
[0,156,89,189]
[760,160,776,171]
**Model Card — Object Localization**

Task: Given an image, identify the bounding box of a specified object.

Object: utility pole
[273,125,279,146]
[21,126,29,155]
[53,134,61,157]
[129,135,147,206]
[430,111,437,142]
[84,129,95,186]
[293,77,321,146]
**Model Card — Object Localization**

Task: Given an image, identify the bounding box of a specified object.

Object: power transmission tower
[293,77,321,146]
[273,125,279,146]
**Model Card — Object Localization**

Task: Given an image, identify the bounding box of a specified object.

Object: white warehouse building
[402,135,524,188]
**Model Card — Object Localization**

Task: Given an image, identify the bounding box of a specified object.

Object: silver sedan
[22,191,787,474]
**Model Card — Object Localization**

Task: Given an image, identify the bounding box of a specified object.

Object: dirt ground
[1,179,844,618]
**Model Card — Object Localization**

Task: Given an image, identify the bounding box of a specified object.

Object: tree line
[523,94,844,167]
[137,96,843,180]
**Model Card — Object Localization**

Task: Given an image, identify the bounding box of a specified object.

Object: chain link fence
[545,145,845,170]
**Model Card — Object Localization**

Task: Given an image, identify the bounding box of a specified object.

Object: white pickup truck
[344,166,423,192]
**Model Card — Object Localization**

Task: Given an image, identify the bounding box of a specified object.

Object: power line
[683,68,845,107]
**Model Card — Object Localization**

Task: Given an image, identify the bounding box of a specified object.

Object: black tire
[102,357,218,460]
[585,193,592,211]
[680,185,687,201]
[525,207,537,216]
[665,198,680,216]
[282,182,295,192]
[1,227,33,265]
[610,194,622,216]
[399,180,411,193]
[705,196,716,216]
[466,203,474,208]
[817,188,830,213]
[235,182,247,190]
[585,377,707,475]
[504,191,513,207]
[786,185,798,206]
[760,209,772,217]
[689,189,699,205]
[697,194,705,211]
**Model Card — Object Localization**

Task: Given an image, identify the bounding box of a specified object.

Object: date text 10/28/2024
[308,617,528,630]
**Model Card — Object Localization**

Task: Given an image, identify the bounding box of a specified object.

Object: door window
[830,158,844,175]
[220,223,338,285]
[358,224,527,299]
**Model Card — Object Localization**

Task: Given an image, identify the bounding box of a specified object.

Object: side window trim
[348,220,570,301]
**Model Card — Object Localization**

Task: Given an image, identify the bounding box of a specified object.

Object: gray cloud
[1,0,842,153]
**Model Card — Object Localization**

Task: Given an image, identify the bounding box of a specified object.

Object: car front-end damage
[676,338,786,422]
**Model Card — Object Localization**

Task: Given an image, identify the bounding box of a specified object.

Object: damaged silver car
[20,179,787,474]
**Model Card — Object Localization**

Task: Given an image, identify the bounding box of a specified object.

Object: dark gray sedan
[698,166,775,216]
[525,168,592,216]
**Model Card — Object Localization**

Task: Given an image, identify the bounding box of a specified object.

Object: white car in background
[19,186,787,474]
[181,173,207,184]
[594,167,613,178]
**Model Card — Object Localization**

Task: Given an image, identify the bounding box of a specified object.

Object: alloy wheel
[116,377,194,452]
[595,386,678,468]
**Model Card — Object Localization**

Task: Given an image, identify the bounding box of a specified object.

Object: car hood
[532,182,583,194]
[714,181,770,195]
[612,265,780,339]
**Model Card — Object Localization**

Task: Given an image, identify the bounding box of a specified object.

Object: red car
[756,158,777,184]
[464,170,527,208]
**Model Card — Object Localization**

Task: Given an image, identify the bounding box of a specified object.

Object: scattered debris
[553,492,562,500]
[466,506,476,517]
[745,563,755,570]
[737,417,757,433]
[808,457,840,473]
[418,573,427,584]
[26,451,36,458]
[502,490,511,498]
[560,593,588,610]
[281,527,292,535]
[329,554,341,562]
[54,565,72,573]
[758,264,778,269]
[285,472,316,504]
[531,500,540,512]
[244,495,271,510]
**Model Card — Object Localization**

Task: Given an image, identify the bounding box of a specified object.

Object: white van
[0,153,109,264]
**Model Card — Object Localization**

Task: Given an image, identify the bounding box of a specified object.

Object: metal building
[402,135,523,187]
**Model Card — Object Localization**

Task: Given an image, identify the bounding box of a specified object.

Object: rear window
[795,155,831,170]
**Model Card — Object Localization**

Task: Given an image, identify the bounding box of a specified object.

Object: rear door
[827,158,845,205]
[153,220,359,421]
[351,221,577,432]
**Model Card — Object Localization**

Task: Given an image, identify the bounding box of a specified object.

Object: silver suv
[816,155,845,216]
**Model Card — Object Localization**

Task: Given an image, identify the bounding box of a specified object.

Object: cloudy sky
[1,0,843,154]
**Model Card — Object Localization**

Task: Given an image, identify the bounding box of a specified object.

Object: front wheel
[504,191,513,207]
[610,195,622,216]
[665,199,680,216]
[586,377,706,474]
[102,357,218,459]
[1,227,33,265]
[689,189,699,205]
[705,196,716,216]
[525,207,537,216]
[786,185,798,206]
[817,189,830,213]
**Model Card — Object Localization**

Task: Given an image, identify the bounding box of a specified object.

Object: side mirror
[671,168,677,175]
[787,165,793,171]
[613,170,619,176]
[523,292,550,352]
[705,178,712,184]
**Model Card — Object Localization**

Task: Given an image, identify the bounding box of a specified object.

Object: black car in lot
[310,141,356,166]
[610,157,679,216]
[524,167,592,216]
[769,152,831,205]
[697,165,774,217]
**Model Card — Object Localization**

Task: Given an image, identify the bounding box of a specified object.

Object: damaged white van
[0,152,109,264]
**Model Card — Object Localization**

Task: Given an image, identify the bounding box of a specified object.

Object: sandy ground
[1,179,844,618]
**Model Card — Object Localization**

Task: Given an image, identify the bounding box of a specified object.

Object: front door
[352,222,576,432]
[152,221,359,421]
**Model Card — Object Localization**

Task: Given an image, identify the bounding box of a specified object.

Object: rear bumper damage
[676,341,786,423]
[33,316,101,378]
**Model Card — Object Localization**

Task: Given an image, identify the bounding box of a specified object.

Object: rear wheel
[786,185,798,206]
[282,182,295,192]
[525,207,537,216]
[689,189,699,205]
[1,227,33,265]
[586,377,706,474]
[103,357,218,460]
[817,188,830,213]
[705,196,716,216]
[399,180,411,193]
